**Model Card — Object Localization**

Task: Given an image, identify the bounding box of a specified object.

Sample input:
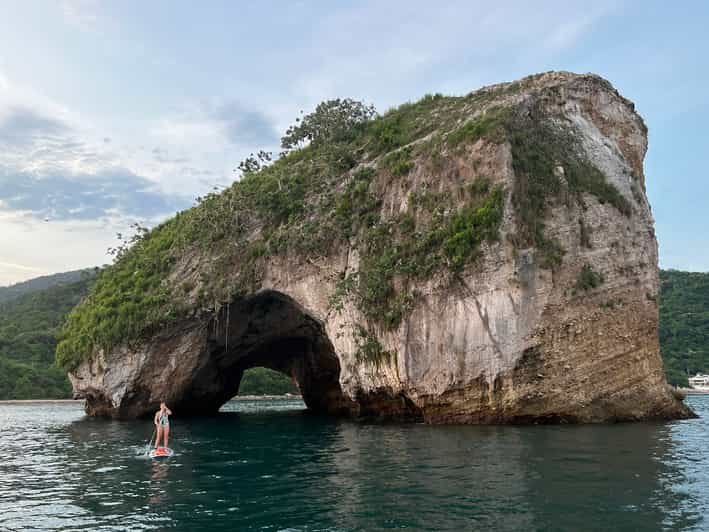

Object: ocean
[1,396,708,531]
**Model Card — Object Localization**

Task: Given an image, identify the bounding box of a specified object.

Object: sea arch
[172,289,353,416]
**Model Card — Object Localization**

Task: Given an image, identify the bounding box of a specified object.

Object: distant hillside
[0,269,95,304]
[238,367,298,396]
[660,269,709,387]
[0,276,94,399]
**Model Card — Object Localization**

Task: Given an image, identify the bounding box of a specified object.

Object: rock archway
[72,290,353,418]
[172,290,353,416]
[70,72,693,424]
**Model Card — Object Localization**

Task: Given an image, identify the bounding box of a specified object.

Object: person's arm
[154,411,160,426]
[165,406,172,416]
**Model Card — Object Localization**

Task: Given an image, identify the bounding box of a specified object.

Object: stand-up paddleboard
[149,447,174,458]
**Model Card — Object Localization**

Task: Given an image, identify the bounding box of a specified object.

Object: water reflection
[321,421,702,531]
[1,398,708,531]
[149,461,170,505]
[519,423,699,530]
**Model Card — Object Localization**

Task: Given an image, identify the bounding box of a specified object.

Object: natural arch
[172,290,353,416]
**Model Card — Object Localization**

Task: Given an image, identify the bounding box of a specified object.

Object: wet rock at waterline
[65,71,693,422]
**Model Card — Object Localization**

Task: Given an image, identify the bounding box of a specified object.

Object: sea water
[1,396,708,531]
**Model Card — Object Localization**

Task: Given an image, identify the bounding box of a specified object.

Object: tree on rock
[281,98,376,150]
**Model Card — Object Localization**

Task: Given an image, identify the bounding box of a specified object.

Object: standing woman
[153,402,172,449]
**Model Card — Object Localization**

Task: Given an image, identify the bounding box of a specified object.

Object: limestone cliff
[60,71,693,422]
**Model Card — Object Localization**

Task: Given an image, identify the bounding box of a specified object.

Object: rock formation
[62,71,693,422]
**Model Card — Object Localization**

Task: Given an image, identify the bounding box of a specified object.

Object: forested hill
[0,276,94,399]
[660,269,709,387]
[0,269,94,304]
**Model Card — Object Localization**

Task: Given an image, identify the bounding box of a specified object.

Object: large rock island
[58,71,693,423]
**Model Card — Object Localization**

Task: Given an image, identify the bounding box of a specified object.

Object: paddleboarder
[153,402,172,450]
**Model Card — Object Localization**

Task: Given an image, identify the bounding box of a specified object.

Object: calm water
[2,397,709,531]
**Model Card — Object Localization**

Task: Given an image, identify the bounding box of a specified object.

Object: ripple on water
[1,397,709,530]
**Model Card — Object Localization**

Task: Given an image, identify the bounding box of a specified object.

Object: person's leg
[155,426,163,448]
[164,426,170,448]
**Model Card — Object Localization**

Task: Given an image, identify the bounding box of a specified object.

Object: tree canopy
[280,98,376,150]
[0,275,94,399]
[238,367,298,396]
[659,269,709,387]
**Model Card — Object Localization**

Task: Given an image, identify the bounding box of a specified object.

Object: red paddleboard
[149,447,174,458]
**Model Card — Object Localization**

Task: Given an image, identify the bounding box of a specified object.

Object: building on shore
[687,373,709,393]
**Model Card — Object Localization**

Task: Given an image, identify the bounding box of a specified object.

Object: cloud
[541,11,607,50]
[61,0,102,31]
[150,100,279,153]
[140,100,280,197]
[284,0,616,110]
[0,214,121,286]
[0,260,45,274]
[0,90,190,223]
[213,102,279,146]
[0,168,188,222]
[0,106,68,145]
[0,97,109,178]
[150,146,190,165]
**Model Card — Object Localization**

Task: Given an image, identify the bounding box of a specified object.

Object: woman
[153,402,172,449]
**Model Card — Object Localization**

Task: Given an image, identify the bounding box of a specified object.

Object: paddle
[146,427,156,454]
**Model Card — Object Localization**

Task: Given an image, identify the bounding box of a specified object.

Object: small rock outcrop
[62,72,693,422]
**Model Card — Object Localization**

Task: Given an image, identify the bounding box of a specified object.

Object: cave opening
[237,367,299,396]
[174,290,352,416]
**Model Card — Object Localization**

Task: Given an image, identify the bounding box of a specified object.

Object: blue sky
[0,0,706,284]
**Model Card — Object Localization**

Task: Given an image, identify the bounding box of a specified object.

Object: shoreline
[0,399,82,405]
[0,394,303,405]
[232,394,302,401]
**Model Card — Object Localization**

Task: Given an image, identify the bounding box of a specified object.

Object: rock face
[68,72,693,422]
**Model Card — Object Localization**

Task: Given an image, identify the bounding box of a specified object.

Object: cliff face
[64,71,693,422]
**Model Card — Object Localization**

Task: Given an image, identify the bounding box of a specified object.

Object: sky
[0,0,707,285]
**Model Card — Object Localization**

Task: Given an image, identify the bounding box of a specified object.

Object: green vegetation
[337,180,504,331]
[600,298,624,310]
[576,263,605,291]
[333,168,380,238]
[442,186,505,269]
[365,93,453,155]
[579,218,592,249]
[281,98,376,149]
[353,325,392,367]
[238,367,298,395]
[0,275,94,399]
[56,221,182,370]
[504,106,631,266]
[56,83,633,372]
[382,146,414,176]
[660,270,709,387]
[432,97,630,269]
[446,107,508,147]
